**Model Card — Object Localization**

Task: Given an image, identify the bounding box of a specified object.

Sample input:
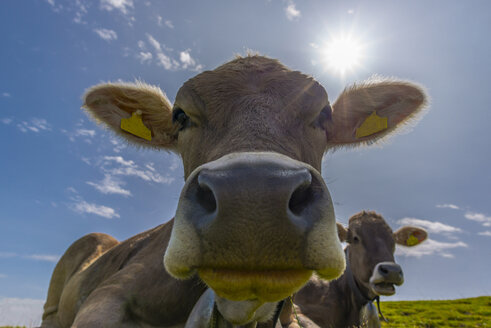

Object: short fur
[327,78,428,149]
[273,211,427,328]
[83,81,178,149]
[42,56,428,327]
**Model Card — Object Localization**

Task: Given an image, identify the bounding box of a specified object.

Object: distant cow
[276,211,427,328]
[41,56,427,327]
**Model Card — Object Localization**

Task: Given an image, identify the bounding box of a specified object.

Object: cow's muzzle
[164,152,345,302]
[369,262,404,296]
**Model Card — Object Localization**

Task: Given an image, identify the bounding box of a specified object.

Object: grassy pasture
[1,297,489,328]
[379,296,490,327]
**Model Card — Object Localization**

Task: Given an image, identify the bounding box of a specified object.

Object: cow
[273,211,427,328]
[40,55,427,327]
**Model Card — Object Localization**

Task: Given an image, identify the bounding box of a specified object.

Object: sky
[0,0,490,326]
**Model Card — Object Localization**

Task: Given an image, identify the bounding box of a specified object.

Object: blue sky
[1,0,490,325]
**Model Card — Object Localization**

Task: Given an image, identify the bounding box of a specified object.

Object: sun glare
[321,34,364,75]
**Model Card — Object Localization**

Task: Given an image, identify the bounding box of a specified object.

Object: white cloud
[183,50,202,70]
[71,199,120,219]
[87,174,131,196]
[17,118,51,133]
[465,212,491,227]
[436,204,460,210]
[24,254,60,263]
[180,50,196,69]
[145,34,199,71]
[137,40,146,49]
[478,231,491,237]
[395,238,467,258]
[169,157,180,171]
[397,217,462,234]
[0,252,16,258]
[102,155,174,184]
[73,11,85,24]
[0,298,44,327]
[100,0,133,15]
[285,1,301,21]
[1,118,12,125]
[110,137,126,153]
[147,34,161,52]
[347,9,355,14]
[62,128,96,143]
[75,129,96,137]
[157,53,179,70]
[0,252,59,263]
[104,155,134,167]
[156,16,174,29]
[145,163,156,172]
[2,92,11,97]
[73,0,88,24]
[179,50,203,71]
[137,51,153,64]
[94,28,118,41]
[0,274,6,278]
[31,118,51,131]
[44,0,62,12]
[165,20,174,29]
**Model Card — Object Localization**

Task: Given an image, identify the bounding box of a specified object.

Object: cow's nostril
[380,266,389,275]
[196,183,217,213]
[288,174,319,216]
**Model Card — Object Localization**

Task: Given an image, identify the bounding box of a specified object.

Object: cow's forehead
[182,56,329,115]
[349,212,393,237]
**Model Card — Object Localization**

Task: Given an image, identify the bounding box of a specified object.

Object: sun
[320,34,364,75]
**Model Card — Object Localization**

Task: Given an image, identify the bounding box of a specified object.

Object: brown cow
[276,211,427,328]
[41,55,427,327]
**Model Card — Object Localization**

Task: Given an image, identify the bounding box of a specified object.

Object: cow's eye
[313,104,332,129]
[172,108,190,131]
[352,236,360,244]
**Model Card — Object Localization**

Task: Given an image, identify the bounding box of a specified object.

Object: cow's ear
[83,81,178,149]
[337,222,348,242]
[325,79,428,149]
[394,226,428,247]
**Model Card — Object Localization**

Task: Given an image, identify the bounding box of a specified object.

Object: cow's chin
[198,268,313,302]
[369,282,396,296]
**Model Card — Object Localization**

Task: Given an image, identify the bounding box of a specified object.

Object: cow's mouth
[370,282,396,296]
[198,268,313,302]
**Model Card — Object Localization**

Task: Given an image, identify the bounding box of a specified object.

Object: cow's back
[43,220,206,327]
[42,232,119,326]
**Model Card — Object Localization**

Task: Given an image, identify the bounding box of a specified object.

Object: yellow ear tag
[355,111,388,138]
[406,234,419,246]
[120,110,152,141]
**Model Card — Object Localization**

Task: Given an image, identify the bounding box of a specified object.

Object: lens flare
[321,34,364,75]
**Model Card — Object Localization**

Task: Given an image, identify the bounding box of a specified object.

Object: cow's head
[337,211,427,298]
[83,56,427,322]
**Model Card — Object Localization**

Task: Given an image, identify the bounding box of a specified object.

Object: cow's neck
[344,247,373,306]
[185,289,283,328]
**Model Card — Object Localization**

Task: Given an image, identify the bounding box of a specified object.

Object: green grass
[379,296,491,327]
[1,297,489,328]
